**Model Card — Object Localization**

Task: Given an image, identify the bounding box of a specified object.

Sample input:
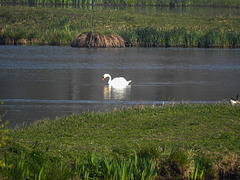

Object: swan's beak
[102,77,105,81]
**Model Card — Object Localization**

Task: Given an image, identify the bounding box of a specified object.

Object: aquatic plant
[1,150,73,179]
[119,27,240,48]
[189,155,212,180]
[73,153,157,179]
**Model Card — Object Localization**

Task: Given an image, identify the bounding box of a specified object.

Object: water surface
[0,46,240,127]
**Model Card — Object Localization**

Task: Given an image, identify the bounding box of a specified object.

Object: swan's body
[102,74,131,87]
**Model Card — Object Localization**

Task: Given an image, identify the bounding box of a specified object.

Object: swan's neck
[107,75,112,84]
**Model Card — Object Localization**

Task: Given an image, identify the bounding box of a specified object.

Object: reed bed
[1,0,240,7]
[1,104,240,179]
[1,6,240,47]
[119,27,240,48]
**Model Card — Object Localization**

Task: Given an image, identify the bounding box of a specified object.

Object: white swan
[102,74,131,87]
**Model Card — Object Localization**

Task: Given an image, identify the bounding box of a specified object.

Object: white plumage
[102,74,131,88]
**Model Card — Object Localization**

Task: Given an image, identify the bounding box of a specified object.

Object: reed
[1,144,236,179]
[0,147,215,179]
[119,27,240,48]
[189,155,212,180]
[2,150,73,179]
[1,6,240,47]
[74,153,157,179]
[0,103,8,169]
[1,0,240,7]
[0,124,7,168]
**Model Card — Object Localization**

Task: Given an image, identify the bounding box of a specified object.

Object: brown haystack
[71,32,125,48]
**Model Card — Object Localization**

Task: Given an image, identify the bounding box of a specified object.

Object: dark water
[0,46,240,127]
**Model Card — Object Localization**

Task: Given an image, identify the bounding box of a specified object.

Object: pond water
[0,46,240,127]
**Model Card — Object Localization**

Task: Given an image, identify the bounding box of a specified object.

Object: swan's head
[102,74,111,81]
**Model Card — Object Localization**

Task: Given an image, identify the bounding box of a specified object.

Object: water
[0,46,240,127]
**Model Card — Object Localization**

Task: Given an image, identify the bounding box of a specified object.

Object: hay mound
[71,32,125,48]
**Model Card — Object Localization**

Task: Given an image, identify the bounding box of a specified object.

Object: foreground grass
[1,104,240,179]
[0,5,240,47]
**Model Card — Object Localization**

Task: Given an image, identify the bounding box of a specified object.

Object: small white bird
[102,74,131,87]
[230,94,240,105]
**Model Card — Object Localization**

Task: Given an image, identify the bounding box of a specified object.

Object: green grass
[1,0,240,7]
[0,5,240,47]
[119,27,240,48]
[1,104,240,179]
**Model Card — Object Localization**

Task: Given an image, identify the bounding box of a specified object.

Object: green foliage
[2,150,73,179]
[1,0,240,6]
[120,27,240,48]
[0,102,8,168]
[136,144,161,159]
[73,153,157,179]
[189,155,212,180]
[1,104,240,179]
[0,121,8,149]
[169,148,189,169]
[157,148,191,178]
[1,6,240,47]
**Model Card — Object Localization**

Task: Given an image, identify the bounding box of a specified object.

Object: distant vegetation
[1,5,240,47]
[1,0,240,7]
[1,104,240,179]
[71,32,126,47]
[120,27,240,48]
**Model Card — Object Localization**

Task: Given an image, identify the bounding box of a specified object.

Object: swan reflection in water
[101,74,132,100]
[102,85,131,100]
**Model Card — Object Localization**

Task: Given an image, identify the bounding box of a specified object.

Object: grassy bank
[1,0,240,7]
[0,5,240,47]
[1,104,240,179]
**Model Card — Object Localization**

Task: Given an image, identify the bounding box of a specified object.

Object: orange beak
[102,77,104,81]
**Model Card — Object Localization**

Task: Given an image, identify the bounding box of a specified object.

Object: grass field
[1,0,240,7]
[0,5,240,47]
[1,104,240,179]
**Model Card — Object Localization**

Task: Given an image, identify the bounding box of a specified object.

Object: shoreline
[1,104,240,179]
[1,43,240,49]
[1,39,239,48]
[1,5,240,48]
